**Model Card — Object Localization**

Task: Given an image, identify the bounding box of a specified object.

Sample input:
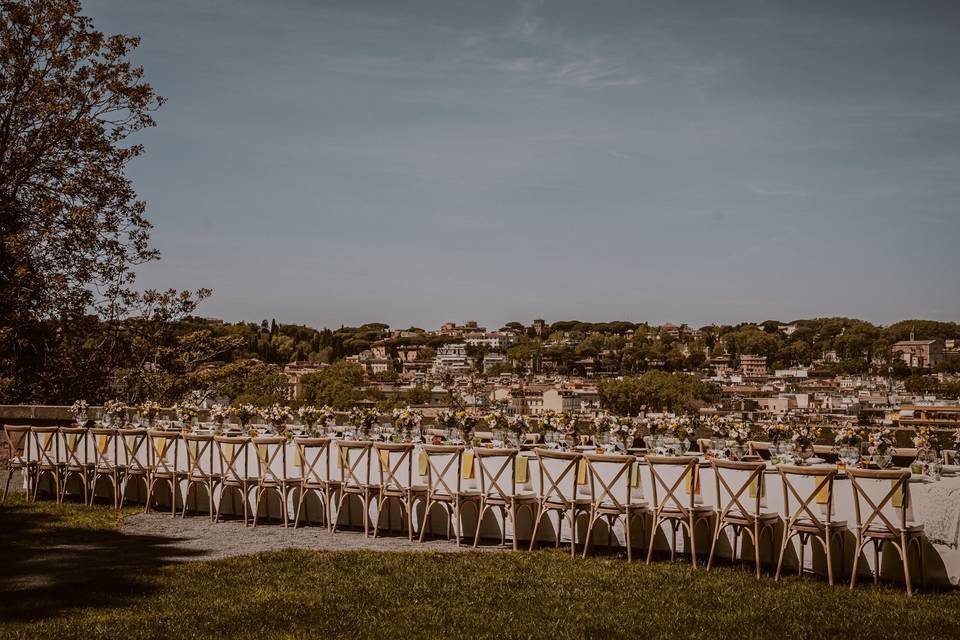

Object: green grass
[3,495,960,639]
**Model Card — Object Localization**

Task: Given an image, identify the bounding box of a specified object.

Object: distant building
[433,343,472,373]
[739,354,768,378]
[482,352,508,373]
[284,361,326,399]
[464,331,517,350]
[892,338,944,369]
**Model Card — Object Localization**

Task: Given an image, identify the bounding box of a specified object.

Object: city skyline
[86,0,960,329]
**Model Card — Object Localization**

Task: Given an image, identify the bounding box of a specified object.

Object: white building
[433,343,472,373]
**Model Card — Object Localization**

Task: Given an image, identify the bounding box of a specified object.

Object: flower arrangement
[348,407,380,439]
[791,423,822,449]
[456,408,481,442]
[484,407,510,432]
[762,418,791,444]
[173,401,199,426]
[610,416,637,447]
[647,417,670,436]
[593,412,616,434]
[953,429,960,450]
[297,405,325,434]
[834,426,863,448]
[911,427,938,452]
[509,414,531,438]
[867,427,895,456]
[209,403,230,427]
[140,400,162,424]
[261,404,293,434]
[557,411,580,436]
[668,416,696,442]
[721,418,752,445]
[70,399,89,420]
[539,410,561,433]
[103,399,128,425]
[435,408,459,431]
[231,404,258,429]
[392,406,423,439]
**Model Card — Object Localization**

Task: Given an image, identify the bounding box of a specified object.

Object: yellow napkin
[418,451,428,476]
[577,459,587,485]
[816,480,830,505]
[631,461,641,488]
[154,438,168,458]
[338,448,349,469]
[66,433,78,452]
[257,444,268,463]
[891,480,904,509]
[125,435,136,453]
[515,456,529,483]
[188,440,198,464]
[224,443,236,464]
[462,451,475,480]
[684,467,701,495]
[42,433,54,451]
[98,435,109,455]
[748,475,764,499]
[379,449,391,471]
[294,445,303,468]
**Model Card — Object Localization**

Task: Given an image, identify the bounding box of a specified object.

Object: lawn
[2,495,960,639]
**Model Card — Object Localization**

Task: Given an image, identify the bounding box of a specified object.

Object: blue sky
[86,0,960,329]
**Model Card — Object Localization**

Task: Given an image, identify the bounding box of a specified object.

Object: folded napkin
[154,438,168,459]
[418,451,428,476]
[684,467,701,496]
[630,461,642,488]
[257,444,269,463]
[379,449,391,472]
[462,451,475,480]
[891,479,904,509]
[98,435,109,455]
[42,433,54,451]
[294,445,303,468]
[66,433,78,452]
[577,459,588,485]
[816,480,831,505]
[748,475,765,499]
[515,456,529,483]
[188,440,198,464]
[223,442,236,464]
[338,448,349,469]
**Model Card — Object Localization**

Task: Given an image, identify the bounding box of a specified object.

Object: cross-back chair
[373,442,426,540]
[146,430,182,515]
[645,455,714,567]
[332,440,378,536]
[215,435,254,525]
[89,428,122,508]
[59,426,91,504]
[418,444,480,546]
[252,436,291,527]
[293,437,336,529]
[182,433,218,520]
[2,425,35,503]
[529,449,588,556]
[775,466,845,585]
[848,468,924,596]
[705,459,778,578]
[30,427,61,501]
[119,428,150,507]
[473,448,536,550]
[581,453,647,561]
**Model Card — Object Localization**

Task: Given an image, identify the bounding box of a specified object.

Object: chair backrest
[747,441,771,459]
[120,428,149,474]
[183,433,216,478]
[374,442,415,492]
[848,468,911,534]
[89,428,121,470]
[645,455,699,513]
[338,440,373,489]
[3,425,32,463]
[711,459,766,519]
[60,426,89,468]
[778,465,837,530]
[475,448,518,500]
[697,437,714,453]
[892,447,919,468]
[295,437,332,486]
[583,453,635,510]
[944,449,958,465]
[252,436,288,484]
[421,444,464,499]
[215,435,252,482]
[147,430,180,475]
[534,448,580,507]
[31,426,61,468]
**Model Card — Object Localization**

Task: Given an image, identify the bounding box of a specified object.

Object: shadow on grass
[0,497,207,622]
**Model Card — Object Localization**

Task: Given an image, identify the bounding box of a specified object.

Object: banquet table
[24,430,960,587]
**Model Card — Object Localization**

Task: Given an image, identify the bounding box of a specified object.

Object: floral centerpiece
[867,427,895,468]
[348,407,380,439]
[834,426,863,448]
[173,401,199,430]
[70,399,89,423]
[791,423,822,459]
[593,412,616,435]
[435,408,459,432]
[509,414,531,441]
[484,407,510,433]
[297,405,325,436]
[261,404,293,436]
[140,400,162,426]
[456,408,481,443]
[911,427,938,453]
[231,404,258,431]
[208,403,230,433]
[539,410,561,434]
[762,418,791,445]
[716,417,752,458]
[557,411,580,438]
[103,399,128,426]
[392,406,423,440]
[610,416,637,449]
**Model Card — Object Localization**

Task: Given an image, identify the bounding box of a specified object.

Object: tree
[299,360,367,409]
[598,371,716,415]
[1,0,163,401]
[190,358,287,406]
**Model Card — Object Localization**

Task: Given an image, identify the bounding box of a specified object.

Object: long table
[22,429,960,587]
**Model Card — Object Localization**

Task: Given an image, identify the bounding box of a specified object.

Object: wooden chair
[848,468,924,596]
[706,460,778,578]
[119,428,150,507]
[252,436,291,527]
[59,426,91,504]
[182,433,218,520]
[293,437,336,529]
[529,449,588,556]
[89,428,122,508]
[30,427,61,501]
[332,440,378,536]
[215,435,254,525]
[473,448,536,550]
[2,425,35,502]
[775,466,845,585]
[581,453,647,561]
[418,444,480,546]
[373,442,426,540]
[145,430,181,515]
[645,455,714,567]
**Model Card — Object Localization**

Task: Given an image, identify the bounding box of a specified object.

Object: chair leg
[419,499,433,543]
[873,540,880,585]
[473,502,487,548]
[625,515,633,562]
[510,502,519,551]
[689,516,698,569]
[706,518,722,571]
[850,536,864,590]
[582,512,595,559]
[825,534,835,586]
[529,506,543,551]
[374,496,388,538]
[646,516,659,564]
[754,523,762,579]
[901,534,913,597]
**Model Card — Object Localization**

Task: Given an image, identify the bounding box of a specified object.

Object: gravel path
[119,512,497,561]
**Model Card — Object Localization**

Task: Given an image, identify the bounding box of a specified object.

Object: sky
[84,0,960,330]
